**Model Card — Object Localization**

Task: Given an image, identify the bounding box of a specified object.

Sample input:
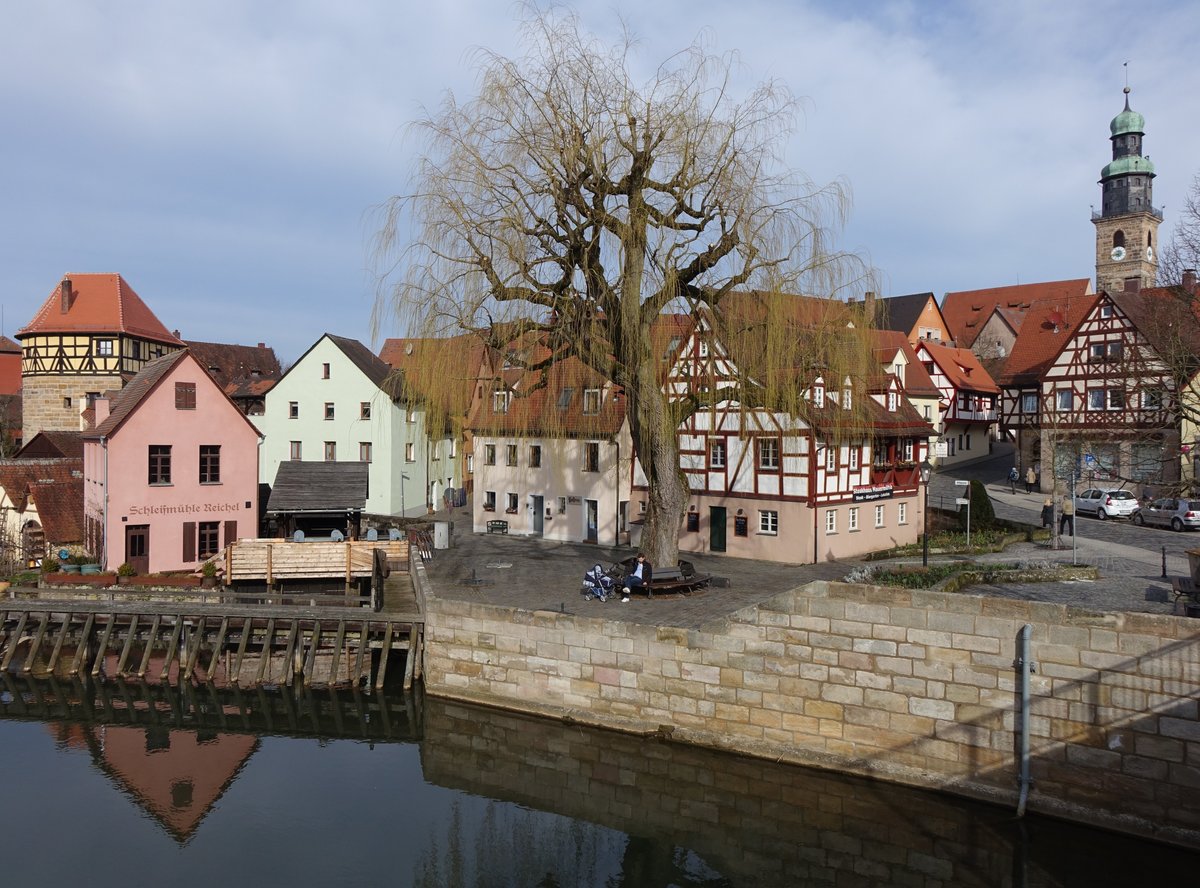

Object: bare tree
[375,6,875,563]
[1159,172,1200,286]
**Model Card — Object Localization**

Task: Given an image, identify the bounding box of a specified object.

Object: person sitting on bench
[621,552,653,602]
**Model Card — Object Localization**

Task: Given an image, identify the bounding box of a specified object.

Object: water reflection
[1,675,1197,886]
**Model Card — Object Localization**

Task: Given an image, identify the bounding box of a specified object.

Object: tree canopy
[376,6,878,562]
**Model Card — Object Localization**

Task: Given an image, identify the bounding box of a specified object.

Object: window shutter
[182,522,196,562]
[223,520,238,548]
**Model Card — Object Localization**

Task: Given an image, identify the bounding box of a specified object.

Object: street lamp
[920,459,934,567]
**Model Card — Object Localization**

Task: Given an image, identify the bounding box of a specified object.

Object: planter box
[121,575,203,588]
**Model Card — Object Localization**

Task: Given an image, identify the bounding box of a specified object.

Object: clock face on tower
[1146,246,1155,261]
[1111,246,1126,261]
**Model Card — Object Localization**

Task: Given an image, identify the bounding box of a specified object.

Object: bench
[486,520,509,535]
[618,558,712,598]
[1169,577,1200,616]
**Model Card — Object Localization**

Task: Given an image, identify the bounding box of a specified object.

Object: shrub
[201,561,218,578]
[40,558,60,573]
[117,562,137,577]
[958,479,997,530]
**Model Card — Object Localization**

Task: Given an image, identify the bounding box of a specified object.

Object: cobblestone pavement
[422,474,1196,624]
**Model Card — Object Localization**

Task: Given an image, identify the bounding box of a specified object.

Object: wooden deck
[0,545,427,690]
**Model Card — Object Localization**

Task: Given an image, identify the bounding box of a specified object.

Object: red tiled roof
[16,431,83,460]
[0,458,82,512]
[380,333,492,416]
[919,341,1000,394]
[28,476,85,544]
[184,340,282,390]
[18,274,183,345]
[870,330,940,398]
[942,280,1092,348]
[0,335,20,354]
[999,294,1099,386]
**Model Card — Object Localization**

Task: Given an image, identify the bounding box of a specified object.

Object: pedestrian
[1008,466,1019,494]
[620,552,653,602]
[1025,466,1036,493]
[1059,496,1075,536]
[1041,498,1053,529]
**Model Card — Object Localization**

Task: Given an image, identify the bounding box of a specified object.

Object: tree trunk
[627,369,687,568]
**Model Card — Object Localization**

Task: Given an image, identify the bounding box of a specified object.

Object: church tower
[1093,87,1160,295]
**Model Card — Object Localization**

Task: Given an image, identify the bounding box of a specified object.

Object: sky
[2,1,1197,365]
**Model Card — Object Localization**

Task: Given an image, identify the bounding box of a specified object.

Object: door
[710,506,727,552]
[532,496,544,536]
[125,525,150,575]
[585,499,598,543]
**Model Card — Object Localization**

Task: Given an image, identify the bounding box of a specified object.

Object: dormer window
[582,388,601,415]
[813,384,825,409]
[887,391,897,412]
[492,389,510,414]
[843,388,852,410]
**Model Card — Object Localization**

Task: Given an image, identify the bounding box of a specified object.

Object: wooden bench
[1169,577,1200,616]
[618,558,712,598]
[486,520,509,535]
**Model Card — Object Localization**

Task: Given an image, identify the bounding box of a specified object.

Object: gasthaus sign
[851,484,893,502]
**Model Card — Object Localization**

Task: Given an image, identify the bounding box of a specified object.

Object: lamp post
[920,460,934,567]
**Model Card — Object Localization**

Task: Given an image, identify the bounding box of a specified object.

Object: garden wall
[423,580,1200,847]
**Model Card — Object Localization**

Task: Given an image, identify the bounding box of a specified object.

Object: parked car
[1132,497,1200,531]
[1073,488,1139,520]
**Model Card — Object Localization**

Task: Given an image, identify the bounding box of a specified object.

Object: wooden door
[125,525,150,575]
[710,507,727,552]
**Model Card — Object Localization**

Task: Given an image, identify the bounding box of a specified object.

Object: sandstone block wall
[424,581,1200,847]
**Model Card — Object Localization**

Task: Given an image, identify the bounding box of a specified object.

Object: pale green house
[256,334,457,519]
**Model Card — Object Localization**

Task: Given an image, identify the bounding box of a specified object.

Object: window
[584,442,600,472]
[360,402,371,420]
[687,512,700,532]
[849,447,859,471]
[558,497,567,514]
[582,389,601,415]
[1056,389,1072,411]
[360,442,372,462]
[848,507,859,531]
[887,391,897,412]
[698,341,709,357]
[758,438,779,470]
[1088,388,1105,410]
[324,402,335,420]
[923,405,931,420]
[198,522,220,559]
[407,442,417,462]
[492,390,510,414]
[711,441,726,468]
[903,439,914,461]
[843,388,852,410]
[556,388,574,410]
[290,441,302,460]
[322,362,330,379]
[483,491,496,511]
[1142,388,1163,409]
[826,447,836,472]
[530,445,542,468]
[95,338,114,356]
[898,502,908,524]
[406,407,416,422]
[483,444,495,465]
[813,385,825,408]
[324,441,336,461]
[450,439,458,458]
[1108,342,1123,359]
[1021,393,1038,414]
[958,392,970,412]
[759,510,778,534]
[1099,305,1113,319]
[506,493,519,513]
[289,401,299,419]
[148,445,171,484]
[506,444,518,467]
[1089,343,1105,361]
[199,445,221,484]
[825,511,837,534]
[874,504,885,528]
[1107,388,1125,410]
[965,433,972,451]
[175,382,196,409]
[466,454,474,472]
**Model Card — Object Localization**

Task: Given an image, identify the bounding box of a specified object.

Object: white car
[1073,488,1138,520]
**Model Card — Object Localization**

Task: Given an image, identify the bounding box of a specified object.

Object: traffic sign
[955,497,970,506]
[954,479,969,486]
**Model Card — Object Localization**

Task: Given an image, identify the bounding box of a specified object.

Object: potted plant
[200,561,219,588]
[116,562,137,584]
[41,557,60,574]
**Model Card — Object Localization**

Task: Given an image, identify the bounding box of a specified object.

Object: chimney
[1184,269,1197,293]
[257,342,266,349]
[94,396,111,426]
[60,277,74,313]
[864,290,876,316]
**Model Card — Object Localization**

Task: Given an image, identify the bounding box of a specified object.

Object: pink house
[83,350,261,573]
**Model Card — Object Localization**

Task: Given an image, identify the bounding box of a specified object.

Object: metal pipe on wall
[1015,623,1034,817]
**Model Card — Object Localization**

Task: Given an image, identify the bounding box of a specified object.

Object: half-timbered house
[1039,286,1199,492]
[914,341,999,467]
[17,274,184,436]
[633,301,932,564]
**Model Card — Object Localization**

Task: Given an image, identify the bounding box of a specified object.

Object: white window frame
[874,504,885,528]
[898,502,908,524]
[758,510,778,535]
[825,447,836,472]
[710,440,726,468]
[813,385,825,408]
[758,438,779,470]
[582,388,601,415]
[887,391,897,412]
[849,447,859,471]
[848,507,859,531]
[1056,389,1072,411]
[825,510,837,534]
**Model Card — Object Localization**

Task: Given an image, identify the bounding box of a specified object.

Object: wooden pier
[0,540,427,690]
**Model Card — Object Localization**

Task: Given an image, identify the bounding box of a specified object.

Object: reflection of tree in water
[411,800,729,887]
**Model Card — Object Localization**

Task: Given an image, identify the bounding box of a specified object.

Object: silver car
[1073,488,1139,520]
[1132,497,1200,531]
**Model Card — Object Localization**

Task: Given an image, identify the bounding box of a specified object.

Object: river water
[1,675,1196,886]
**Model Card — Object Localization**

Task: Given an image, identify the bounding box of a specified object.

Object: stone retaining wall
[424,581,1200,847]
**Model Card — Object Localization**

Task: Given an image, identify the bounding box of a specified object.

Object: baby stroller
[580,563,615,602]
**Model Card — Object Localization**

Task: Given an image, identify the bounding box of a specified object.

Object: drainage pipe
[1015,622,1034,817]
